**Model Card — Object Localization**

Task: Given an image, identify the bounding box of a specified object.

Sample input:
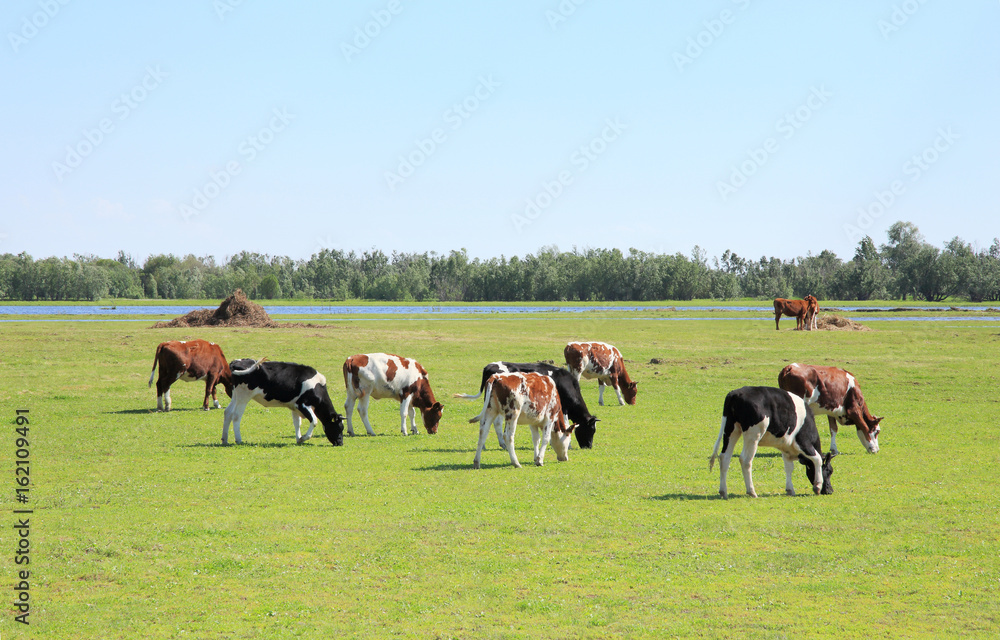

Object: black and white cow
[222,358,345,446]
[708,386,834,498]
[455,361,599,449]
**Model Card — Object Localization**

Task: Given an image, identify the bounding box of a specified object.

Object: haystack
[815,314,871,332]
[152,290,279,328]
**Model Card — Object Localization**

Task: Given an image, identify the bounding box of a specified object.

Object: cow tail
[469,380,495,424]
[149,343,164,388]
[453,390,483,400]
[709,415,728,471]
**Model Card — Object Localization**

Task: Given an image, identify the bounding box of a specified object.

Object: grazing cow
[773,295,818,331]
[778,363,882,454]
[473,372,573,469]
[564,342,637,406]
[222,358,344,446]
[709,386,834,498]
[342,353,443,436]
[148,339,232,411]
[455,361,598,449]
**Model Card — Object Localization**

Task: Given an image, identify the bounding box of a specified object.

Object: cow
[222,358,344,446]
[473,372,573,469]
[709,386,835,498]
[773,295,818,331]
[455,361,598,449]
[778,363,882,454]
[148,339,232,411]
[564,341,637,406]
[342,353,443,436]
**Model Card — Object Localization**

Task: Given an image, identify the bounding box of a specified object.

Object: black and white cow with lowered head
[222,358,345,446]
[455,361,598,449]
[709,386,835,498]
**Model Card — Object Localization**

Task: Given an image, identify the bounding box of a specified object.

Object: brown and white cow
[342,353,443,436]
[778,363,882,454]
[473,372,573,469]
[564,341,637,406]
[148,339,232,411]
[773,295,818,331]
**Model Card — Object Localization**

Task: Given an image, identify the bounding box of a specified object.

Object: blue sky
[3,1,998,264]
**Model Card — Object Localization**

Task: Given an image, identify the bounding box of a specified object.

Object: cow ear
[432,402,443,411]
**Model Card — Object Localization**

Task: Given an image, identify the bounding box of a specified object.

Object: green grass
[1,315,998,638]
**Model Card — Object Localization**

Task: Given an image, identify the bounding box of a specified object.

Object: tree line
[2,222,998,303]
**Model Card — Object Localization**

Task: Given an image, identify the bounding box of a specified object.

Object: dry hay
[815,313,871,332]
[151,290,279,329]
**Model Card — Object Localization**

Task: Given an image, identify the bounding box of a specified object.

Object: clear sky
[3,1,998,264]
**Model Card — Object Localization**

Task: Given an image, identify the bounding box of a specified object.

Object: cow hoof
[473,461,481,469]
[719,490,728,500]
[786,489,796,496]
[813,487,821,495]
[203,406,210,411]
[747,491,758,498]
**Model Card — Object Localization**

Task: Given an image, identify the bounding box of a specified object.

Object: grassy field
[1,312,998,638]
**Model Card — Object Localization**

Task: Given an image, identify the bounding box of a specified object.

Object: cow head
[324,410,345,446]
[623,381,638,405]
[573,416,598,449]
[857,416,882,453]
[421,402,444,434]
[802,452,836,495]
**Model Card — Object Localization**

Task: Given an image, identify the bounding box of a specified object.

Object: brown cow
[342,353,443,436]
[473,372,573,469]
[778,363,882,454]
[773,295,818,331]
[564,341,637,406]
[148,340,232,411]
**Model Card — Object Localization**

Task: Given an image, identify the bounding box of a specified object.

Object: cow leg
[739,420,768,498]
[718,428,741,499]
[474,408,497,469]
[612,382,625,406]
[357,394,376,436]
[202,376,215,411]
[530,424,544,466]
[222,397,250,445]
[208,375,222,409]
[775,313,781,330]
[344,392,357,436]
[828,416,840,455]
[783,454,797,496]
[407,402,418,435]
[503,411,522,468]
[296,405,318,444]
[494,414,505,449]
[598,382,605,406]
[155,378,169,411]
[165,388,172,412]
[399,396,412,435]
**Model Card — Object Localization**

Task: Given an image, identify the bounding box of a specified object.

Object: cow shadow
[413,462,510,471]
[110,408,217,415]
[649,493,715,501]
[178,439,332,449]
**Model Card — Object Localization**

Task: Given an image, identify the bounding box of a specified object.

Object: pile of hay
[152,290,279,328]
[815,314,871,332]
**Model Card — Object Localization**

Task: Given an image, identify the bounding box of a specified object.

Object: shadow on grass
[649,493,716,501]
[413,462,509,471]
[177,439,338,449]
[109,407,216,415]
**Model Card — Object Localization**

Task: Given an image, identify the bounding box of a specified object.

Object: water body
[0,304,996,316]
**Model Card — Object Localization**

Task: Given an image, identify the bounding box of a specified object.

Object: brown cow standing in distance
[773,295,818,331]
[564,341,637,406]
[148,339,232,411]
[778,363,882,454]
